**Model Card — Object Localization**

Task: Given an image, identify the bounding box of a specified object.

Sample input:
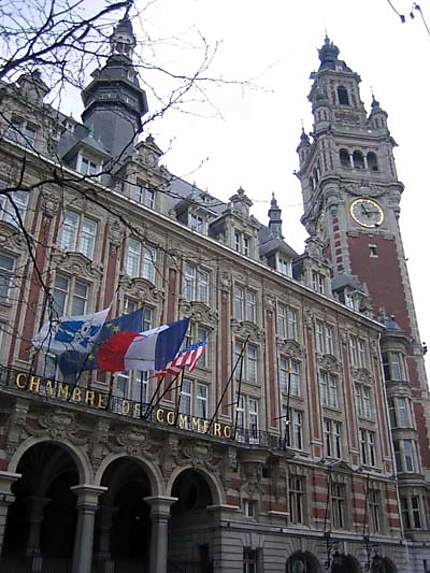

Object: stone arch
[167,464,224,506]
[8,436,91,484]
[371,556,398,573]
[332,553,362,573]
[286,550,322,573]
[94,452,163,497]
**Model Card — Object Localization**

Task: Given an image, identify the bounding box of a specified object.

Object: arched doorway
[168,469,215,572]
[331,554,361,573]
[97,457,152,573]
[371,556,397,573]
[286,551,321,573]
[2,442,80,572]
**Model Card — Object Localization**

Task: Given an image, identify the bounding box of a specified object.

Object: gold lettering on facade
[57,383,69,399]
[29,376,40,393]
[71,387,82,402]
[223,425,232,438]
[121,400,130,415]
[15,373,27,389]
[166,411,175,425]
[156,408,164,423]
[133,403,141,418]
[214,423,221,437]
[85,390,95,406]
[45,380,55,397]
[178,414,188,429]
[96,393,106,409]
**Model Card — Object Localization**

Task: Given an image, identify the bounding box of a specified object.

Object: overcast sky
[127,0,429,371]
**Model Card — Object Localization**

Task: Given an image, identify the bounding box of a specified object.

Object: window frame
[184,262,210,304]
[125,238,157,284]
[52,273,89,317]
[0,252,15,303]
[59,210,98,259]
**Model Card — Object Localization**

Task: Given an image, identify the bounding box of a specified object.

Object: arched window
[353,150,365,169]
[339,149,350,168]
[367,151,378,171]
[337,85,350,106]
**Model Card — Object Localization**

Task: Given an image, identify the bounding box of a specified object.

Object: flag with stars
[58,308,145,376]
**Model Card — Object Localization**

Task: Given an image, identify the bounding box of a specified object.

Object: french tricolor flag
[97,318,189,373]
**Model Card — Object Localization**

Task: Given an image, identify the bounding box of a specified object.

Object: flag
[58,312,189,375]
[32,308,110,355]
[57,308,150,376]
[154,339,207,378]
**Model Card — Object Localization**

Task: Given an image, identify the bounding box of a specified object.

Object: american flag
[154,339,207,378]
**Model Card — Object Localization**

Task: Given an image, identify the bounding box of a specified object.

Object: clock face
[350,198,384,228]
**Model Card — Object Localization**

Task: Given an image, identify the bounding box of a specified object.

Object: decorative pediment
[179,299,217,328]
[351,367,373,385]
[0,222,26,254]
[317,353,340,372]
[231,318,264,341]
[52,251,103,281]
[276,338,303,359]
[120,275,164,305]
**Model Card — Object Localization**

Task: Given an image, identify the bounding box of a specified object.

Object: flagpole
[143,372,182,420]
[206,334,250,436]
[283,359,292,449]
[174,369,185,426]
[142,374,166,420]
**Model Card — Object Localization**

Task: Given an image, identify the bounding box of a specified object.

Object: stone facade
[0,20,428,573]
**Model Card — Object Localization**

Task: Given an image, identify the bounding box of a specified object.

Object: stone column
[24,496,51,557]
[95,504,117,571]
[71,484,107,573]
[0,471,21,557]
[144,496,177,573]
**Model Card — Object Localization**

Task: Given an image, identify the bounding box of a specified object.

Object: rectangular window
[312,271,325,294]
[6,115,37,148]
[60,211,97,259]
[0,190,29,227]
[401,496,422,530]
[320,371,339,408]
[236,396,259,444]
[383,351,407,382]
[355,384,373,419]
[190,213,205,233]
[0,253,15,303]
[359,429,376,467]
[184,263,209,304]
[331,483,345,529]
[234,286,257,322]
[279,358,301,397]
[196,383,208,419]
[278,256,292,277]
[368,490,381,533]
[234,232,251,256]
[316,320,334,354]
[397,397,412,427]
[132,181,155,208]
[401,497,411,529]
[288,475,305,524]
[243,499,257,518]
[52,274,88,316]
[324,418,342,459]
[349,336,367,368]
[80,156,100,176]
[125,239,157,283]
[394,439,417,473]
[411,496,422,529]
[235,341,259,384]
[243,548,259,573]
[284,408,303,450]
[277,304,299,340]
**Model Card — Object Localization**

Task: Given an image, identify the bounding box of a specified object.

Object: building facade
[0,18,429,573]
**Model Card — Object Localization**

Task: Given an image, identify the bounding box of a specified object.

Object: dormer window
[132,181,155,209]
[278,256,292,277]
[337,85,350,106]
[190,213,205,234]
[78,155,100,177]
[234,231,251,256]
[6,114,37,148]
[312,270,325,294]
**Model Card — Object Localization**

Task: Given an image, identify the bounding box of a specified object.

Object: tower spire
[268,193,283,240]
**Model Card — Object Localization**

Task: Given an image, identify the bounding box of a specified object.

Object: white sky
[68,0,430,370]
[135,0,430,372]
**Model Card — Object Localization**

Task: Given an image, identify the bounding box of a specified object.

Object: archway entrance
[331,554,361,573]
[97,458,152,573]
[2,442,79,573]
[168,469,215,572]
[286,551,321,573]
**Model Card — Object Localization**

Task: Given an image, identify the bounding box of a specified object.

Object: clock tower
[297,36,430,537]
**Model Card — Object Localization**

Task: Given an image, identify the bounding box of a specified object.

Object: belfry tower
[297,37,430,541]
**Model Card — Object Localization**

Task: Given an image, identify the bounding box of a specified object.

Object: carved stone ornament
[240,461,265,496]
[38,410,88,446]
[341,183,385,199]
[220,271,232,292]
[317,353,340,373]
[351,367,373,385]
[110,426,152,458]
[0,222,26,254]
[120,275,164,305]
[181,440,213,466]
[40,191,60,218]
[276,338,303,359]
[264,295,275,313]
[179,300,217,328]
[230,318,264,341]
[159,434,179,479]
[107,217,124,249]
[52,251,103,281]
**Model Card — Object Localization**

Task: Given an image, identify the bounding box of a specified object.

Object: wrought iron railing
[0,364,292,454]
